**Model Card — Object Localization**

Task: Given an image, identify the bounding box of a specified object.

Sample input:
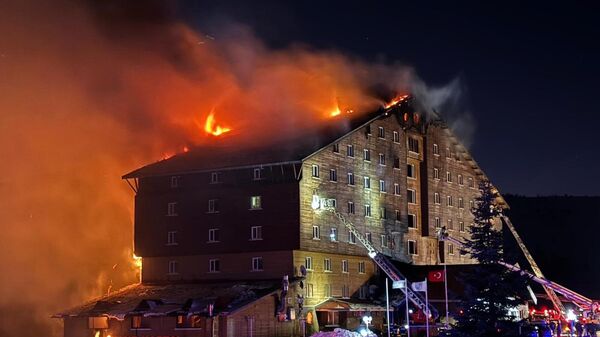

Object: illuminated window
[358,261,366,274]
[329,169,337,182]
[364,204,371,217]
[347,172,355,185]
[393,131,400,143]
[312,225,320,240]
[250,226,262,241]
[250,196,262,210]
[378,126,385,138]
[332,143,339,153]
[208,228,219,242]
[252,257,263,271]
[379,180,387,193]
[347,144,354,157]
[347,201,355,214]
[408,214,417,228]
[131,316,143,329]
[167,231,177,246]
[253,167,263,180]
[364,176,371,189]
[448,243,454,255]
[210,172,220,184]
[434,168,440,180]
[408,240,417,255]
[330,227,337,242]
[168,260,178,275]
[408,137,419,153]
[324,258,332,272]
[341,260,349,273]
[305,256,313,270]
[209,259,220,273]
[407,189,417,204]
[170,176,180,188]
[435,217,441,228]
[434,192,441,204]
[407,164,416,178]
[311,164,319,178]
[348,230,357,244]
[433,143,439,155]
[167,202,178,216]
[379,153,386,165]
[363,149,371,161]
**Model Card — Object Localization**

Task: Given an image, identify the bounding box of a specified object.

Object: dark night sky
[177,1,600,196]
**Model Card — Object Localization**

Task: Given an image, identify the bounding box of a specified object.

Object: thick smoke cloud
[0,1,470,336]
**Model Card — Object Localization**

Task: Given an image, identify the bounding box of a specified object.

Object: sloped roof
[54,280,288,319]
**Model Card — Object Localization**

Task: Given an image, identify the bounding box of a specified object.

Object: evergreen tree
[449,180,528,337]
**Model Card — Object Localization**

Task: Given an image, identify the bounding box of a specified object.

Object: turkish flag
[428,270,445,282]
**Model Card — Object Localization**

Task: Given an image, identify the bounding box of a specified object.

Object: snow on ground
[310,328,376,337]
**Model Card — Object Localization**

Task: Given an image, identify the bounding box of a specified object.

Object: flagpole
[441,265,447,330]
[405,278,410,337]
[386,278,391,337]
[425,279,430,337]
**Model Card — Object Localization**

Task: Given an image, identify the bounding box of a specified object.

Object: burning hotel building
[56,96,501,337]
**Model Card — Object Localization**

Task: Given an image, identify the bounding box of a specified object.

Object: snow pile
[310,328,376,337]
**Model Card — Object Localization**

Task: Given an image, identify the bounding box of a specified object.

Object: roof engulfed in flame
[204,110,231,136]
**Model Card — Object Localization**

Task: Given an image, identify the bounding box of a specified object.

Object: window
[407,189,417,204]
[253,167,263,180]
[393,157,401,169]
[210,172,220,184]
[378,126,385,138]
[469,200,474,210]
[433,168,440,180]
[330,227,337,242]
[435,217,441,228]
[324,284,332,298]
[167,231,177,246]
[365,232,372,243]
[379,180,387,193]
[446,171,452,183]
[364,176,371,189]
[209,259,220,272]
[131,316,144,329]
[348,230,357,244]
[342,285,350,298]
[208,228,219,243]
[394,183,400,195]
[448,243,454,255]
[359,285,368,299]
[347,144,354,157]
[250,226,262,240]
[208,199,219,213]
[407,164,416,178]
[363,149,371,161]
[458,198,464,209]
[168,260,178,275]
[252,257,263,271]
[459,221,466,232]
[305,256,313,270]
[324,258,332,272]
[167,202,178,216]
[311,164,319,178]
[364,204,371,217]
[347,172,355,185]
[379,153,386,165]
[408,213,417,228]
[358,261,366,274]
[458,174,464,185]
[408,240,417,255]
[366,124,371,135]
[332,143,339,153]
[408,137,420,153]
[381,235,388,248]
[447,219,453,230]
[380,207,387,219]
[434,192,441,204]
[250,196,262,210]
[433,143,439,155]
[341,260,349,273]
[393,131,400,143]
[395,210,401,221]
[329,169,337,182]
[446,148,451,158]
[447,195,454,207]
[171,176,180,188]
[347,201,355,214]
[468,177,475,188]
[312,225,320,240]
[306,283,314,298]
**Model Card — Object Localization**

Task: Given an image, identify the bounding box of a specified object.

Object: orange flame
[204,110,231,136]
[384,94,409,109]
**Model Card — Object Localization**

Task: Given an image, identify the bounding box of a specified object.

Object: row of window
[304,283,367,299]
[168,256,264,275]
[166,195,262,216]
[311,225,397,248]
[166,225,265,245]
[432,168,475,187]
[304,257,366,274]
[433,218,471,232]
[341,199,415,219]
[432,143,463,161]
[432,193,474,209]
[170,167,268,188]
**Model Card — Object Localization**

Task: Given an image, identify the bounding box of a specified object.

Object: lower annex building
[55,97,503,337]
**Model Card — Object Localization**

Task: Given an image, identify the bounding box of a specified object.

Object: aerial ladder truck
[311,195,438,318]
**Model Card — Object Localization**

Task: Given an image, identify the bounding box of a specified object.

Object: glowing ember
[384,94,409,109]
[132,254,142,269]
[183,146,189,153]
[330,106,341,117]
[204,110,231,136]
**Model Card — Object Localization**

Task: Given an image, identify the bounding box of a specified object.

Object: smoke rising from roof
[0,1,472,336]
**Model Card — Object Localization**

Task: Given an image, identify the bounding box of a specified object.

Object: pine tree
[449,180,528,337]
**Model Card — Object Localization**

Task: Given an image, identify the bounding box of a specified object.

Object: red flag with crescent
[428,270,445,282]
